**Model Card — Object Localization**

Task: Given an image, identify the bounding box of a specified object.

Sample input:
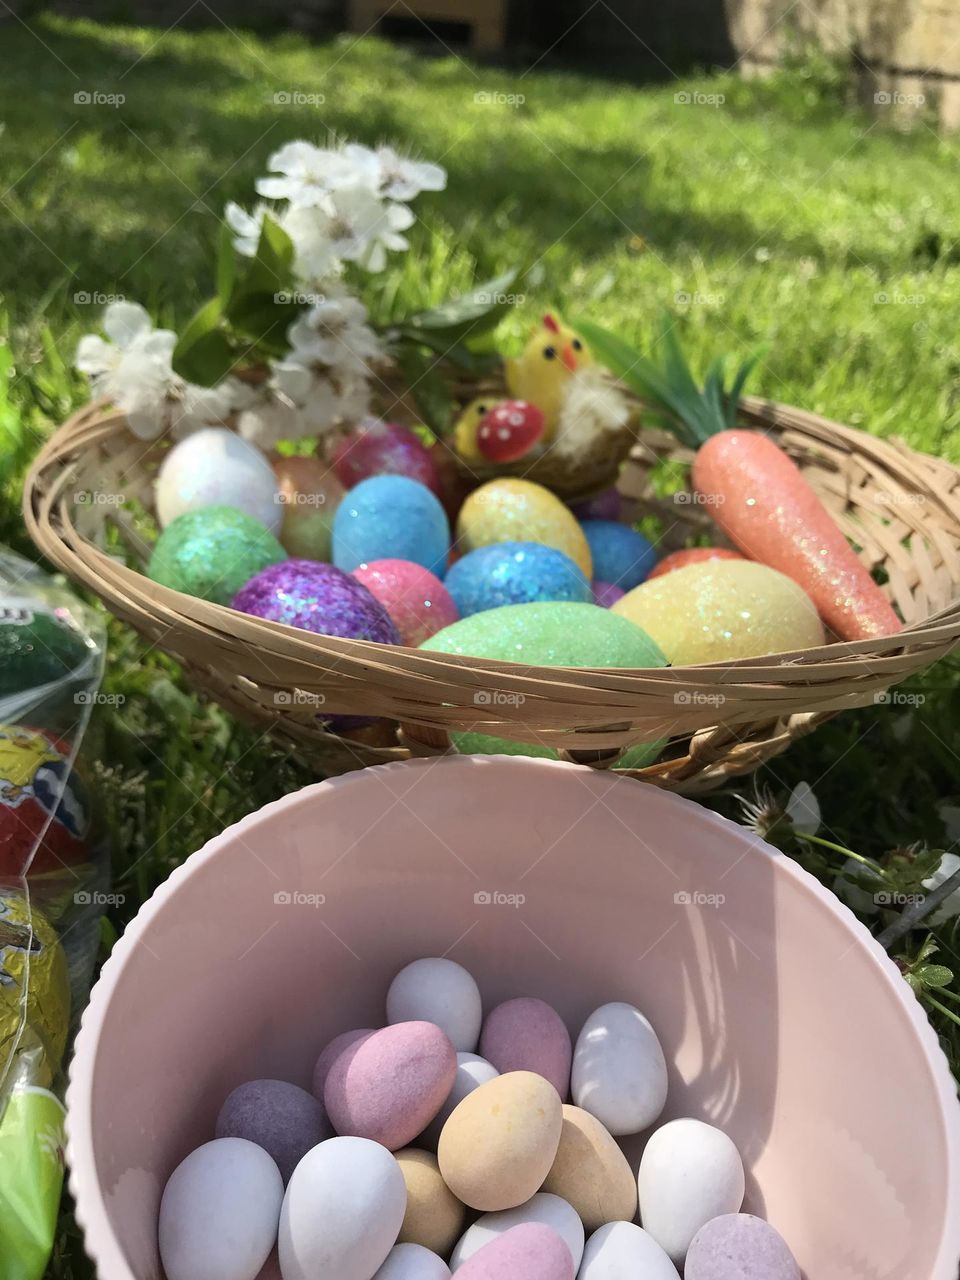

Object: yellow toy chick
[452,395,504,465]
[505,314,592,440]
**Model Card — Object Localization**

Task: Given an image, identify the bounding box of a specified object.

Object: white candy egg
[155,427,281,532]
[279,1136,407,1280]
[374,1243,452,1279]
[578,1221,680,1279]
[158,1137,283,1280]
[637,1119,745,1265]
[572,1001,668,1135]
[386,958,483,1052]
[449,1192,584,1272]
[421,1053,499,1148]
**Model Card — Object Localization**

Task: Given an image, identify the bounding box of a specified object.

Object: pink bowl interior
[67,756,960,1280]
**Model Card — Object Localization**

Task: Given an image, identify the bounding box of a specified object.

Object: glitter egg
[613,560,825,665]
[647,547,744,581]
[593,581,625,608]
[457,479,592,578]
[421,602,666,760]
[332,418,441,496]
[580,521,656,591]
[333,475,450,577]
[351,560,459,646]
[444,542,591,617]
[155,428,281,532]
[232,560,400,644]
[272,455,345,561]
[570,489,622,522]
[148,506,287,605]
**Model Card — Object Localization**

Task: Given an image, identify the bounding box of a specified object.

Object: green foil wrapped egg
[0,890,70,1080]
[0,600,93,698]
[421,601,667,760]
[148,505,287,606]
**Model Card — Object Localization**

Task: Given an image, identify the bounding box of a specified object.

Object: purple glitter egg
[593,580,626,608]
[231,560,400,644]
[570,488,622,522]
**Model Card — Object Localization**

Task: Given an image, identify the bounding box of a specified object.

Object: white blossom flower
[322,184,414,273]
[287,293,383,372]
[168,378,238,439]
[374,144,446,201]
[257,140,380,207]
[280,204,340,284]
[224,201,268,257]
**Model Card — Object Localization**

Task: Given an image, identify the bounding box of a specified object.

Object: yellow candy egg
[456,479,592,578]
[612,559,824,665]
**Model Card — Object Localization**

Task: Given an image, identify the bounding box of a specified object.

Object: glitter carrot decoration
[574,318,903,641]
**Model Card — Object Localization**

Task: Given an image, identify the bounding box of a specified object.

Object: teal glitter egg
[148,505,287,605]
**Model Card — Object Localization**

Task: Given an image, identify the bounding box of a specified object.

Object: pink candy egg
[456,1224,574,1280]
[352,560,460,646]
[312,1028,375,1100]
[333,419,442,496]
[480,998,572,1099]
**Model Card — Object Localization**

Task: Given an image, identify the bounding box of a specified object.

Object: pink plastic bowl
[67,757,960,1280]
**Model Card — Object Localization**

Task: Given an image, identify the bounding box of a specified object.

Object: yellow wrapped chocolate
[0,892,70,1076]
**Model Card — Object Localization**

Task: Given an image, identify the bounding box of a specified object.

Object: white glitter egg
[155,428,281,532]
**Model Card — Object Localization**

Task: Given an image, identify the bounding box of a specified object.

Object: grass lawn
[1,18,959,1275]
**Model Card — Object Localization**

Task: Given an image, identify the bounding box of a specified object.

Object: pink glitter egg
[593,580,625,608]
[352,559,459,646]
[333,418,441,496]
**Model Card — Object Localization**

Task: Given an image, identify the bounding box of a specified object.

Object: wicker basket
[23,385,960,794]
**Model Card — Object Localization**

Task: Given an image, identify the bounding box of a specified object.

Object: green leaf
[919,964,954,988]
[394,343,454,435]
[226,291,300,352]
[216,220,237,308]
[398,268,521,344]
[228,214,294,311]
[391,326,500,375]
[172,297,236,385]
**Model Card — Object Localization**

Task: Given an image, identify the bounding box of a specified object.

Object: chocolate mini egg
[455,1224,574,1280]
[386,958,483,1052]
[578,1221,680,1280]
[149,506,287,605]
[279,1136,407,1280]
[232,561,400,644]
[333,418,442,496]
[374,1244,451,1279]
[450,1193,585,1272]
[457,480,592,578]
[156,427,281,532]
[334,476,450,576]
[637,1119,745,1266]
[684,1214,801,1280]
[479,997,571,1098]
[352,561,459,646]
[324,1021,457,1150]
[571,1001,668,1136]
[215,1079,331,1183]
[312,1029,375,1098]
[421,1052,500,1149]
[613,560,824,665]
[580,520,656,590]
[272,454,345,560]
[438,1071,563,1212]
[159,1138,284,1280]
[395,1148,466,1256]
[542,1105,637,1231]
[444,543,591,617]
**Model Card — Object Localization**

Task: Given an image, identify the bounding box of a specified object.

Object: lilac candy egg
[312,1029,375,1099]
[374,1244,451,1279]
[570,489,622,522]
[216,1079,331,1183]
[479,998,572,1098]
[592,581,625,608]
[684,1214,801,1280]
[455,1223,574,1280]
[231,560,400,644]
[581,520,656,590]
[445,542,591,617]
[324,1021,457,1151]
[333,475,450,577]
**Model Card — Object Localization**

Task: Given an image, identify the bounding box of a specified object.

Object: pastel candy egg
[231,560,400,644]
[571,1001,668,1136]
[324,1021,457,1150]
[333,418,442,496]
[374,1244,451,1279]
[684,1214,801,1280]
[647,547,744,580]
[444,543,591,617]
[542,1104,637,1231]
[395,1148,467,1256]
[159,1137,283,1280]
[592,580,625,608]
[312,1028,375,1099]
[386,958,483,1052]
[279,1136,407,1280]
[449,1192,584,1272]
[578,1221,680,1280]
[352,561,459,645]
[272,454,345,560]
[455,1224,574,1280]
[637,1119,745,1266]
[580,520,656,590]
[457,479,593,577]
[479,997,571,1097]
[613,560,824,665]
[421,1052,500,1149]
[215,1078,332,1183]
[334,475,450,576]
[438,1071,563,1211]
[156,427,281,532]
[148,506,286,606]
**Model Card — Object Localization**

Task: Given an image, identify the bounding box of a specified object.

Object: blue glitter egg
[333,475,449,577]
[445,542,591,617]
[580,520,656,590]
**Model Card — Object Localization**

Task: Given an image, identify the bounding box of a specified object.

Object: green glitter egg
[421,601,668,761]
[148,505,287,605]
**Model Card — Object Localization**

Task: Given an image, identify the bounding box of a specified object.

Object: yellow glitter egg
[612,559,824,665]
[456,479,593,578]
[0,891,70,1075]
